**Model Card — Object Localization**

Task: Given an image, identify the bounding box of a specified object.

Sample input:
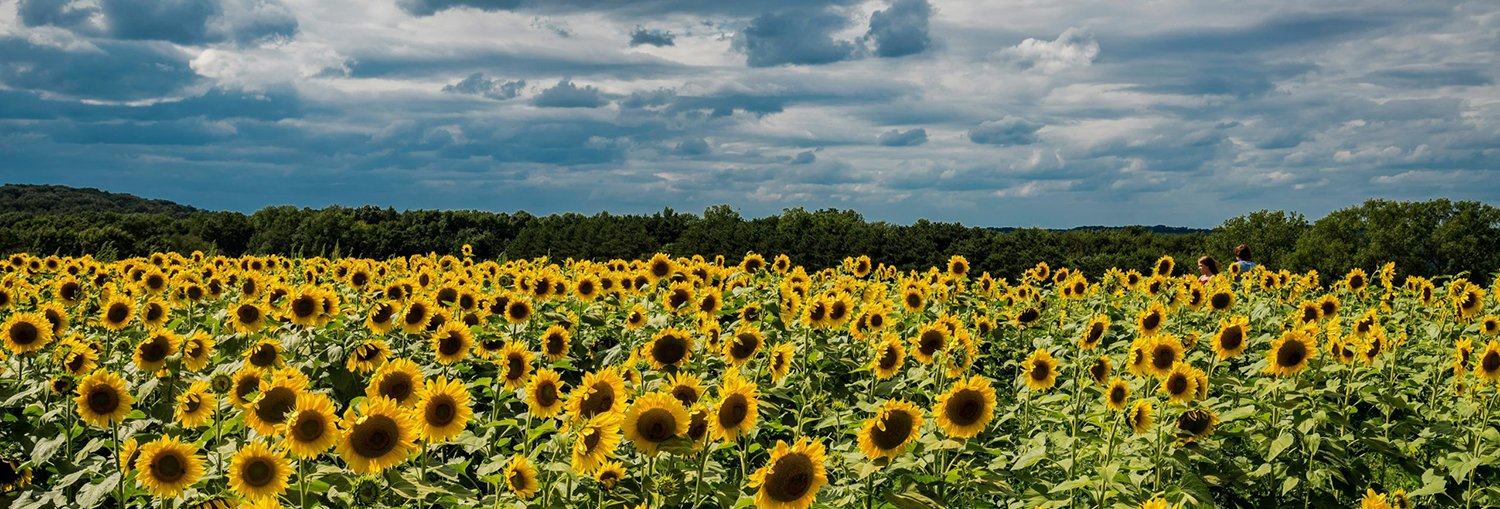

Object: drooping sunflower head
[1022,349,1059,392]
[75,369,134,427]
[366,358,424,407]
[134,435,205,499]
[335,396,419,475]
[414,376,473,444]
[1264,329,1318,376]
[749,438,828,509]
[857,399,924,461]
[505,454,539,499]
[1088,356,1112,385]
[0,458,33,494]
[1129,400,1154,434]
[282,393,340,459]
[622,392,690,455]
[870,335,905,380]
[346,339,391,374]
[934,375,996,439]
[227,440,290,501]
[526,368,566,418]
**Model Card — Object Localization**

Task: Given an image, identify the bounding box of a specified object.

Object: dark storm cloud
[0,38,199,102]
[876,128,927,146]
[16,0,298,46]
[733,10,857,67]
[629,27,676,47]
[865,0,932,58]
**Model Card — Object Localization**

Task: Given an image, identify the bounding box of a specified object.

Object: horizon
[3,1,1499,228]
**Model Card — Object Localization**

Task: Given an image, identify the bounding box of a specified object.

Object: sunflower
[1137,334,1182,378]
[646,327,694,369]
[229,301,268,334]
[49,375,75,396]
[346,339,391,374]
[1481,316,1500,336]
[1105,379,1130,411]
[399,298,434,333]
[2,311,53,354]
[570,366,626,419]
[1455,285,1485,320]
[0,459,32,494]
[181,332,214,372]
[429,322,473,365]
[1079,316,1109,350]
[335,396,419,475]
[625,305,648,330]
[244,338,283,369]
[284,287,323,327]
[227,440,291,501]
[934,376,996,438]
[1129,400,1154,434]
[870,334,905,379]
[526,368,567,418]
[1137,302,1166,337]
[1475,340,1500,383]
[75,369,134,427]
[365,301,399,335]
[725,326,764,367]
[1359,331,1387,366]
[595,460,626,490]
[140,298,171,328]
[1139,498,1180,509]
[282,393,340,459]
[857,399,924,461]
[712,372,761,442]
[61,344,99,376]
[1360,489,1391,509]
[1453,339,1475,375]
[769,343,795,383]
[909,323,948,364]
[1021,348,1059,392]
[367,358,425,407]
[572,411,624,473]
[749,438,828,509]
[664,372,704,406]
[540,325,571,361]
[134,435,205,499]
[1295,300,1322,324]
[1014,306,1042,328]
[1264,329,1318,376]
[1210,316,1249,360]
[499,341,536,391]
[175,381,216,428]
[900,286,926,314]
[1160,363,1199,404]
[1088,356,1112,385]
[505,454,539,499]
[247,370,309,436]
[99,295,135,330]
[134,329,179,373]
[1207,286,1234,311]
[504,298,534,325]
[623,392,690,455]
[1174,408,1220,444]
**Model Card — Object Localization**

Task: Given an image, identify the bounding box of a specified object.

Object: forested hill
[0,184,200,216]
[1,183,1497,280]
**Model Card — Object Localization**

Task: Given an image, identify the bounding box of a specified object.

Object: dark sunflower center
[107,304,130,323]
[1166,374,1190,395]
[1110,386,1127,404]
[371,306,394,324]
[764,454,815,503]
[870,410,914,450]
[1018,309,1040,323]
[1150,345,1175,370]
[255,387,297,425]
[510,469,528,489]
[182,395,202,414]
[672,385,698,405]
[651,261,671,278]
[1302,307,1318,322]
[139,338,169,363]
[1219,327,1243,351]
[249,345,277,367]
[1089,361,1109,382]
[357,344,382,362]
[507,303,528,320]
[9,321,38,345]
[878,346,899,370]
[718,394,748,428]
[236,378,260,401]
[153,453,184,483]
[1179,412,1212,436]
[67,353,87,372]
[905,293,921,308]
[244,459,273,487]
[61,282,80,301]
[652,336,688,366]
[438,333,462,356]
[581,382,615,416]
[1086,323,1104,345]
[88,388,118,414]
[919,330,944,356]
[350,415,399,458]
[547,333,565,355]
[731,334,759,359]
[638,408,677,442]
[1483,351,1500,372]
[380,375,413,402]
[1029,361,1051,382]
[945,389,984,426]
[427,398,456,426]
[536,382,558,407]
[1210,293,1231,309]
[406,306,428,325]
[688,412,709,441]
[1277,339,1308,367]
[237,305,261,324]
[582,429,602,451]
[505,355,526,381]
[292,296,318,318]
[294,415,325,442]
[1142,313,1161,331]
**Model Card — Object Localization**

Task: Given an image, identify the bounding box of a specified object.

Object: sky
[1,0,1498,228]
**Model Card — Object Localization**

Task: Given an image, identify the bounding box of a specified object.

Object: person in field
[1197,256,1219,284]
[1232,244,1257,286]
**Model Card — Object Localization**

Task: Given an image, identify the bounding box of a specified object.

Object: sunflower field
[0,250,1497,509]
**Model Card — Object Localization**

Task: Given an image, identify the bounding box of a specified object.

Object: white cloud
[993,27,1099,74]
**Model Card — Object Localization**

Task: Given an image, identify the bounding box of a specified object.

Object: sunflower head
[415,376,473,443]
[1105,378,1130,411]
[647,328,694,369]
[366,358,424,407]
[712,372,761,442]
[934,376,996,439]
[1174,409,1221,445]
[1079,316,1109,350]
[857,399,924,461]
[1022,348,1058,392]
[570,366,625,419]
[3,312,54,354]
[429,322,473,365]
[505,454,539,499]
[134,435,205,499]
[1088,356,1112,385]
[749,438,828,509]
[75,369,134,427]
[247,370,308,436]
[1160,363,1200,404]
[870,335,905,380]
[283,393,340,459]
[227,440,291,501]
[335,397,419,475]
[1211,316,1249,360]
[1264,329,1318,376]
[527,368,567,418]
[622,392,690,455]
[1129,400,1154,434]
[571,411,624,473]
[595,461,626,490]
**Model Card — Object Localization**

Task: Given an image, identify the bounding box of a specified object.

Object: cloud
[877,128,927,146]
[396,0,521,17]
[968,117,1043,146]
[629,27,676,47]
[790,150,817,164]
[443,73,527,100]
[733,10,857,67]
[530,79,608,108]
[16,0,298,46]
[0,38,200,101]
[995,27,1099,74]
[674,137,710,155]
[865,0,932,58]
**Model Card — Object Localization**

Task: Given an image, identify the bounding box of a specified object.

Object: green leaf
[884,489,942,509]
[32,433,67,466]
[1011,445,1047,471]
[1409,469,1446,497]
[1268,432,1294,461]
[76,472,119,509]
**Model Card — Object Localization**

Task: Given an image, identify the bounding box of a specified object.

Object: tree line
[1,185,1496,281]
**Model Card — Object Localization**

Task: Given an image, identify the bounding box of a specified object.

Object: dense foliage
[0,249,1498,509]
[2,185,1497,280]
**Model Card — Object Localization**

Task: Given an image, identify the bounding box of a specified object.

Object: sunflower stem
[690,443,711,508]
[299,457,309,509]
[1095,412,1120,509]
[112,419,125,508]
[1463,389,1495,509]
